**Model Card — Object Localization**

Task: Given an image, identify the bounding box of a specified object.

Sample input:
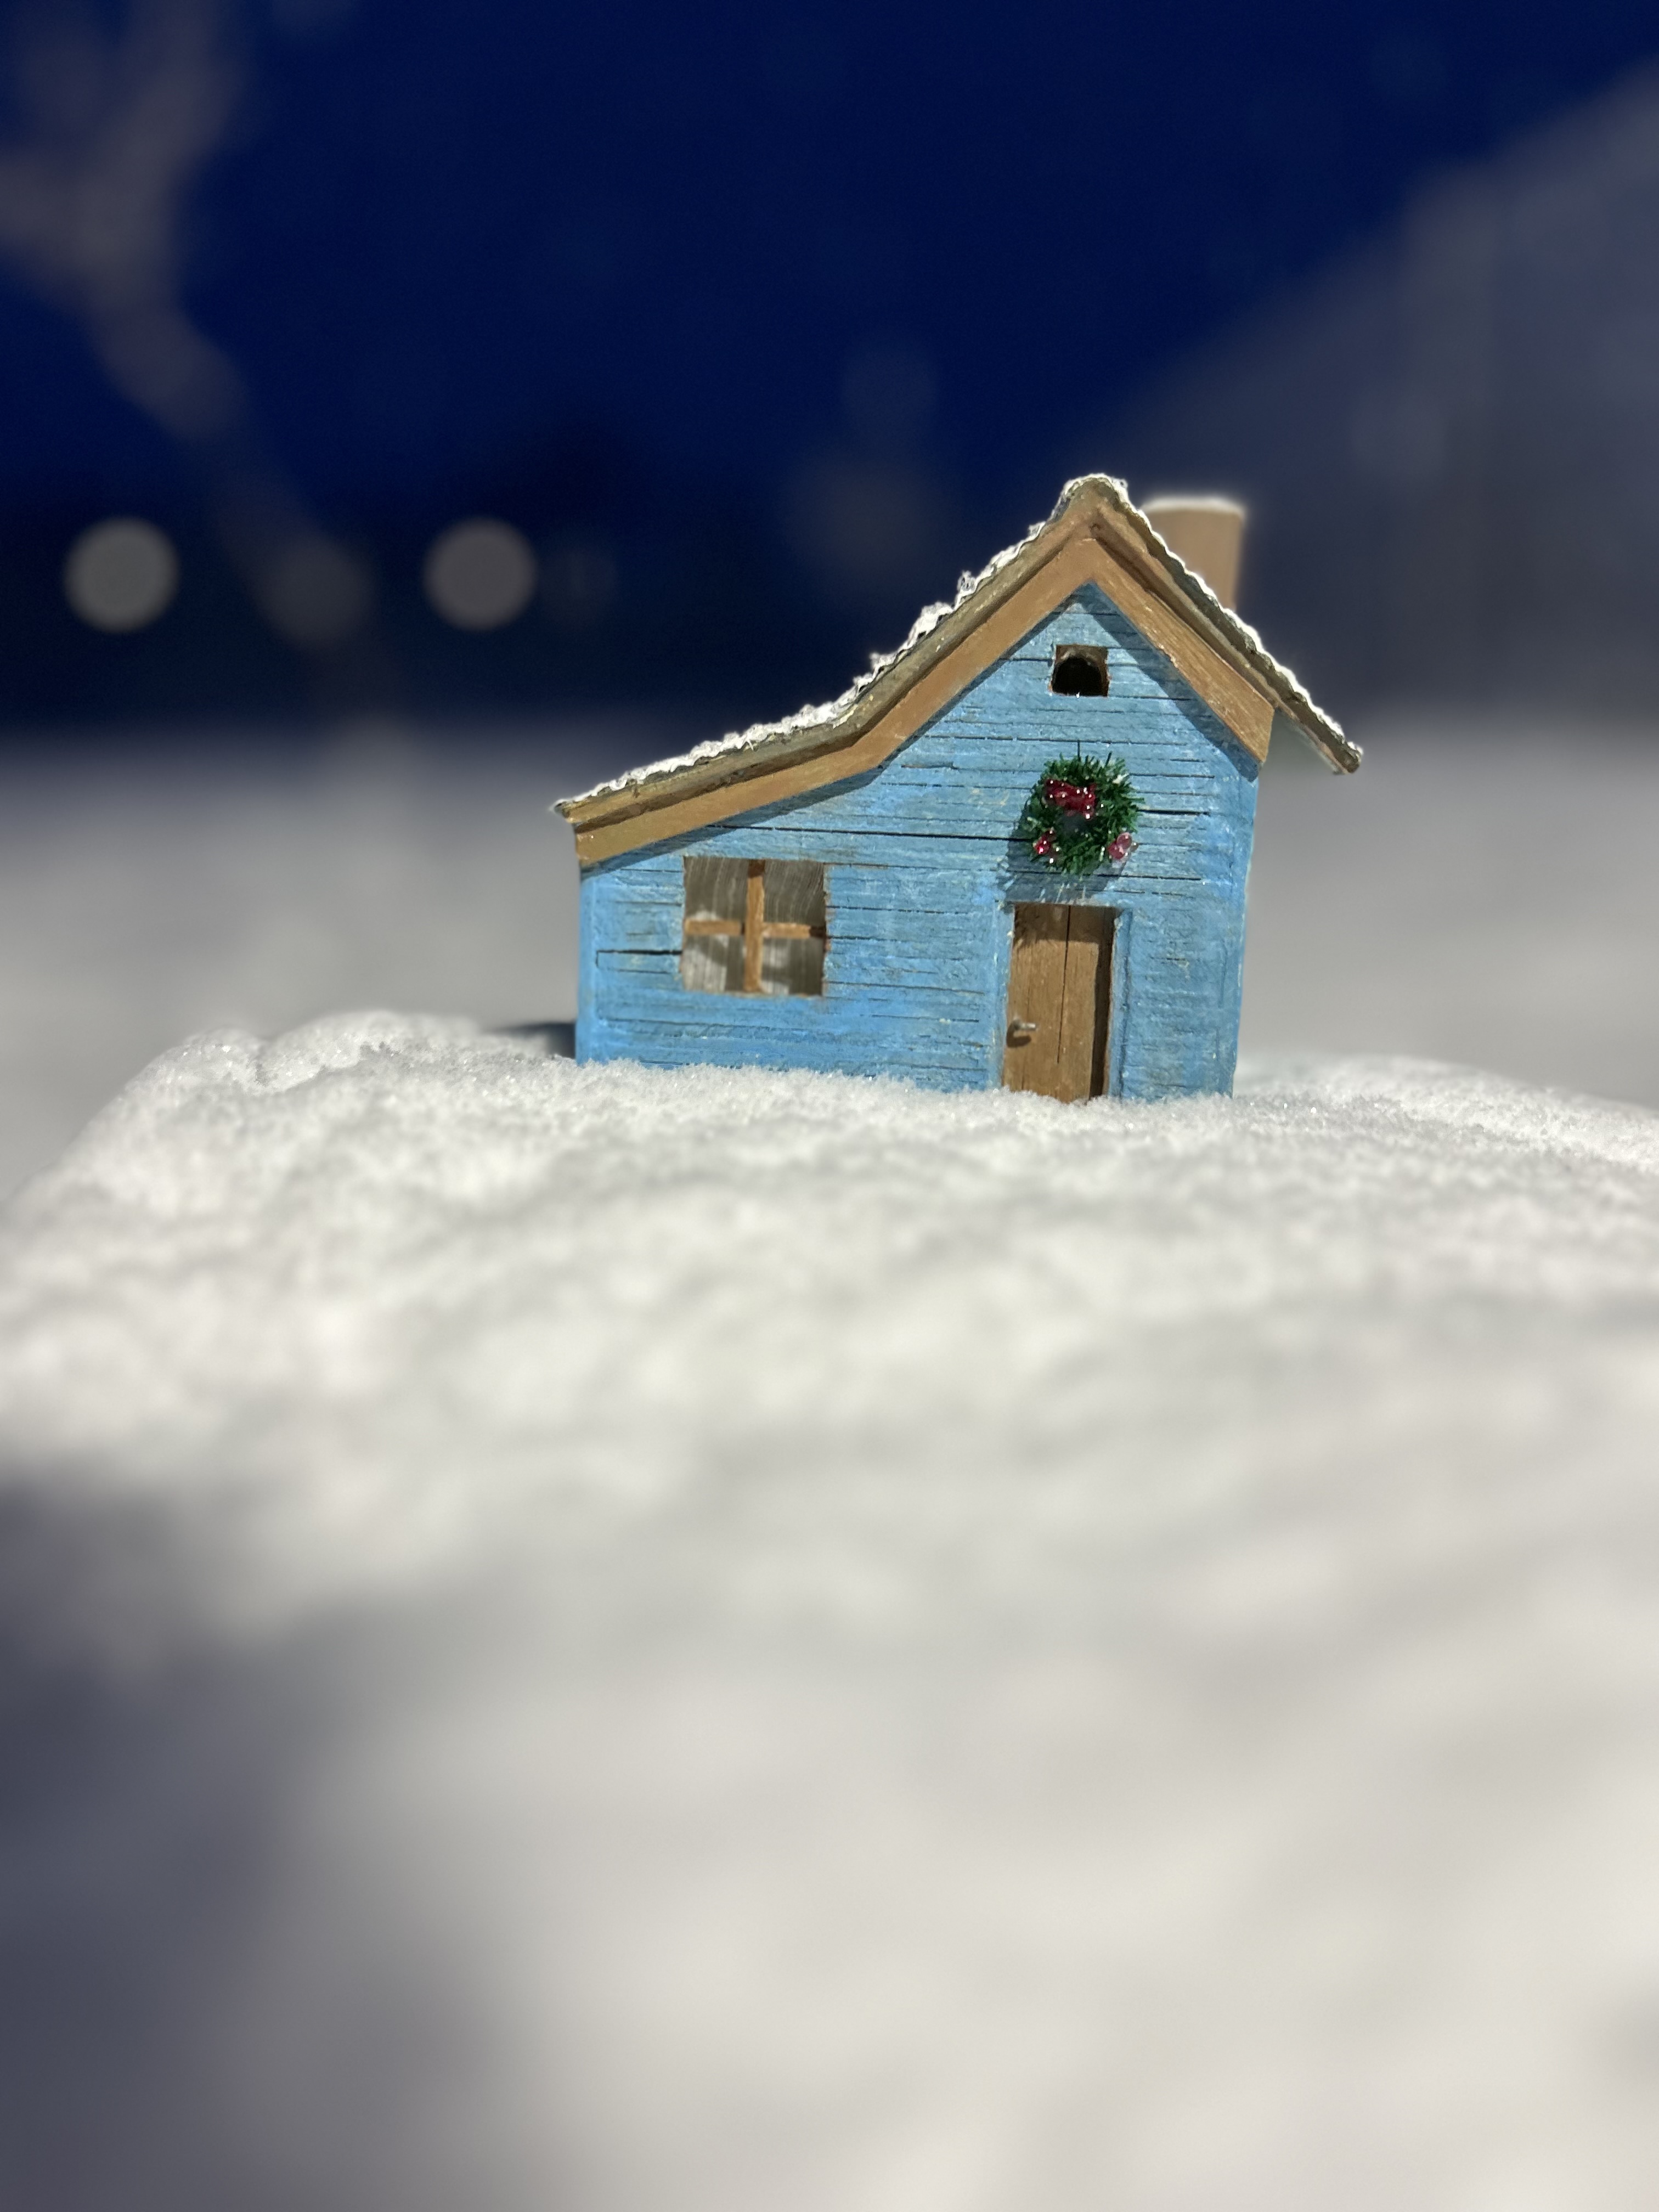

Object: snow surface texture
[4,1016,1659,2208]
[5,717,1659,1197]
[0,733,599,1195]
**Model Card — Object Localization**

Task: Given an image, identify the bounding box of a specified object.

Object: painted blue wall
[577,583,1260,1098]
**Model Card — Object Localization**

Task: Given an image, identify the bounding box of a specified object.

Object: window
[1051,644,1109,696]
[681,857,827,995]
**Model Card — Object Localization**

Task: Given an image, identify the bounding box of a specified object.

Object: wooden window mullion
[682,855,825,996]
[743,860,766,994]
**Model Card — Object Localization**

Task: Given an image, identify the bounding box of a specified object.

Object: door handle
[1007,1020,1039,1043]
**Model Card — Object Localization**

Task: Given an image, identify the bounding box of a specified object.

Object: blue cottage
[557,476,1357,1103]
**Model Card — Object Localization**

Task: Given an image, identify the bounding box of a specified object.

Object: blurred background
[7,0,1659,1188]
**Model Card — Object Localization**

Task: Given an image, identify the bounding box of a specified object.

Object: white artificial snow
[4,1019,1659,2207]
[1246,716,1659,1105]
[8,718,1659,1200]
[0,736,595,1194]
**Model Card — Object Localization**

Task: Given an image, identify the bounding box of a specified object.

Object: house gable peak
[558,475,1355,864]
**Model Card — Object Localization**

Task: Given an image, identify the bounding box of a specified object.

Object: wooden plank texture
[577,584,1258,1099]
[1002,905,1069,1097]
[1001,905,1112,1102]
[742,861,764,995]
[1059,906,1113,1102]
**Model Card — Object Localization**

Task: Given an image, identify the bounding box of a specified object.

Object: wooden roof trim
[1076,488,1357,771]
[1072,529,1276,763]
[571,533,1105,862]
[570,532,1283,866]
[560,476,1356,864]
[563,504,1088,840]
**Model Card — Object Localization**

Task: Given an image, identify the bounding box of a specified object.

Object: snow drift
[3,1017,1659,2209]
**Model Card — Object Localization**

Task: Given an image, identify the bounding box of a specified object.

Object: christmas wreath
[1015,752,1141,875]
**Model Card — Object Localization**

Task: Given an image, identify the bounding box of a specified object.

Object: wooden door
[1002,904,1114,1102]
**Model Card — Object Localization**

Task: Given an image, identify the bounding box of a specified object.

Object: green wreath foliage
[1015,752,1141,876]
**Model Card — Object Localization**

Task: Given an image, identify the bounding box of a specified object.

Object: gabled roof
[558,474,1357,864]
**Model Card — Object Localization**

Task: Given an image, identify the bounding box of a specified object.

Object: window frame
[681,857,827,996]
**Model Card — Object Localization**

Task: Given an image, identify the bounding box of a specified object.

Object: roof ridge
[557,475,1355,825]
[1061,476,1354,772]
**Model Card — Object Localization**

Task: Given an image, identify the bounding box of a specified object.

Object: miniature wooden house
[557,476,1356,1102]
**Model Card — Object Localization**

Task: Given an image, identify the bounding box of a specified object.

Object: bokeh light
[541,538,617,631]
[63,518,179,633]
[256,535,375,650]
[783,455,950,606]
[424,519,538,631]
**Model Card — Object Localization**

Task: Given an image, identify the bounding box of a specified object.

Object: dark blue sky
[2,0,1658,724]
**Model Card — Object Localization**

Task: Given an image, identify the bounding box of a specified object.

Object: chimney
[1140,496,1246,612]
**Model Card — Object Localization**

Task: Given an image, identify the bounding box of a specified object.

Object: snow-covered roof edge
[557,475,1356,824]
[1142,492,1246,512]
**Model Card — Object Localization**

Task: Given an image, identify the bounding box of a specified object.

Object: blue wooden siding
[577,583,1259,1099]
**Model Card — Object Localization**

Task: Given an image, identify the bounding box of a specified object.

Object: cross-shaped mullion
[682,859,825,993]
